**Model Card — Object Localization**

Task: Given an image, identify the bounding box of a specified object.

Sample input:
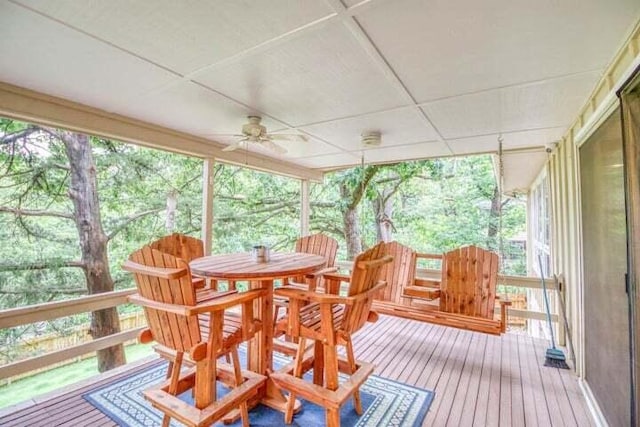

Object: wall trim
[579,379,609,427]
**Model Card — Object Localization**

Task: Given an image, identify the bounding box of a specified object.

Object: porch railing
[0,289,141,380]
[0,267,564,381]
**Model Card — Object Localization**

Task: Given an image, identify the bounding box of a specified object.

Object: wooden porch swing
[371,242,511,335]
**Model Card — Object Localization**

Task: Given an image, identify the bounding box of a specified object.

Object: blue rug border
[83,357,435,427]
[368,374,435,427]
[83,360,166,427]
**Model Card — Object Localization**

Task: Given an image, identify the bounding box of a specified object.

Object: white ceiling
[1,0,639,178]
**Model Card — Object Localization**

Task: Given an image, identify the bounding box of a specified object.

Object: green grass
[0,343,156,409]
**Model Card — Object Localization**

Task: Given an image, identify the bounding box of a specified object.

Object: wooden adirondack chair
[271,242,392,427]
[274,233,338,325]
[149,233,207,288]
[372,244,511,335]
[123,246,266,427]
[284,233,339,290]
[149,232,204,262]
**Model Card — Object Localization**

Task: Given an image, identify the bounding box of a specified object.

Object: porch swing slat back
[372,242,510,335]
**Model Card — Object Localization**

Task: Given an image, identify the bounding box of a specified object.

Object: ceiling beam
[0,82,324,182]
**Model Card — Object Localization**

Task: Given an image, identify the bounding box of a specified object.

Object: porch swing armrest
[496,297,513,306]
[498,299,511,333]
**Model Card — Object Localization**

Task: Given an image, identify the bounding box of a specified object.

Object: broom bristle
[544,357,570,369]
[544,348,570,369]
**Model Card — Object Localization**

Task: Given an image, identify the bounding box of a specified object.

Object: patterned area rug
[84,351,434,426]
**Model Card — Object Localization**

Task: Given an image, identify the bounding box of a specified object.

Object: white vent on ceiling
[361,131,382,147]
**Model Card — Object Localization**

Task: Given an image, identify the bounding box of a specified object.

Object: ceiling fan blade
[222,140,246,152]
[260,139,288,154]
[268,134,308,142]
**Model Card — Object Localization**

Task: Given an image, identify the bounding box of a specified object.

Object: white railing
[0,289,142,380]
[0,266,566,380]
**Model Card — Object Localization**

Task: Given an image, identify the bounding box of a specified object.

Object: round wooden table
[190,252,326,413]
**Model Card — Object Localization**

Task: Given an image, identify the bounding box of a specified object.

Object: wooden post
[202,158,215,256]
[300,179,310,237]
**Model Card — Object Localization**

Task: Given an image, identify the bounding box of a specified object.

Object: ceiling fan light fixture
[361,131,382,147]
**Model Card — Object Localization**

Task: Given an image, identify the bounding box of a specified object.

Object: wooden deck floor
[0,315,593,426]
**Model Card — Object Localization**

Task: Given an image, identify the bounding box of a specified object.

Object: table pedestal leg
[249,280,301,413]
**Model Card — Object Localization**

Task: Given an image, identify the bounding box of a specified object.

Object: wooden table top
[189,252,327,280]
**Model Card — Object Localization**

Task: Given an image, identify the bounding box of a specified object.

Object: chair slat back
[129,246,201,352]
[150,233,204,263]
[439,245,499,318]
[295,233,338,267]
[344,242,390,333]
[376,241,416,303]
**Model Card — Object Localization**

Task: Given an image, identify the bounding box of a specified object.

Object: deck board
[0,315,593,426]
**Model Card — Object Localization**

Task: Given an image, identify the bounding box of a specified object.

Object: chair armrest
[128,294,188,315]
[122,260,188,280]
[305,266,338,279]
[276,281,387,305]
[186,288,268,315]
[275,286,349,305]
[130,289,267,316]
[196,289,237,303]
[321,272,352,283]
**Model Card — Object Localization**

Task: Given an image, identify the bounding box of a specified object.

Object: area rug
[84,350,434,426]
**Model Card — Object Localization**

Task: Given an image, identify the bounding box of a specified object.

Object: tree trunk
[338,165,381,259]
[343,206,361,259]
[60,130,125,372]
[373,188,395,243]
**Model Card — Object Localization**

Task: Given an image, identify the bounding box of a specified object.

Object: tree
[59,129,125,371]
[0,124,126,370]
[336,165,381,259]
[371,161,440,243]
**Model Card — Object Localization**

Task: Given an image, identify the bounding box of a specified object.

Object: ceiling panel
[353,0,640,101]
[299,107,440,151]
[275,137,342,159]
[0,1,177,114]
[114,81,287,141]
[502,151,549,194]
[422,71,600,140]
[294,152,362,169]
[194,22,408,126]
[13,0,333,75]
[359,141,452,164]
[0,0,636,177]
[447,127,565,155]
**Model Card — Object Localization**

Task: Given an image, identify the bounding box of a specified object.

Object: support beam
[202,158,215,255]
[300,179,310,236]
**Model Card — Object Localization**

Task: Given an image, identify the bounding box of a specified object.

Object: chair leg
[285,337,306,424]
[313,341,324,386]
[163,352,183,427]
[165,361,174,379]
[230,347,249,427]
[345,338,362,415]
[273,305,281,330]
[326,408,340,427]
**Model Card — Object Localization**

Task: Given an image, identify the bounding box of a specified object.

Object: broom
[538,256,570,369]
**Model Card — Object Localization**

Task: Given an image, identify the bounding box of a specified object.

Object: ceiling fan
[221,116,308,154]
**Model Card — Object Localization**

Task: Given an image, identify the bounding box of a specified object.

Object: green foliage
[0,118,527,356]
